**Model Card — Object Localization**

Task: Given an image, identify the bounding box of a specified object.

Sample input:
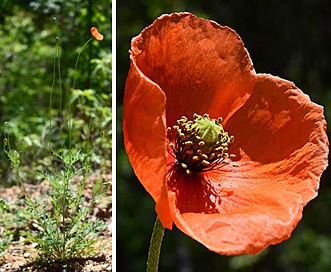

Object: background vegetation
[0,0,112,184]
[117,1,331,271]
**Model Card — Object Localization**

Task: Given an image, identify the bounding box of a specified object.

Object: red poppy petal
[167,166,308,255]
[123,60,173,228]
[91,27,104,41]
[130,12,256,126]
[225,74,328,204]
[169,186,303,255]
[167,168,304,255]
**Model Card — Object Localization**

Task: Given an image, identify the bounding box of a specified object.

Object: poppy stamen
[167,114,234,174]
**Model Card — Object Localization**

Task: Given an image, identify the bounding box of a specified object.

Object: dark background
[117,1,331,271]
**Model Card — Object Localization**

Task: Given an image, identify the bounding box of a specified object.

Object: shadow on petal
[226,74,326,164]
[167,167,233,214]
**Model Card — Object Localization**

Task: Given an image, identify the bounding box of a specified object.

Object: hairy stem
[146,217,165,272]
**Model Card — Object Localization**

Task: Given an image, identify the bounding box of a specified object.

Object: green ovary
[195,114,223,145]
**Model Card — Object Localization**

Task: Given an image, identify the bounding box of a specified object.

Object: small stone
[23,252,30,258]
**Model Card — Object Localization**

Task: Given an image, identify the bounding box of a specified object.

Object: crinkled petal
[169,184,303,255]
[167,74,328,255]
[123,60,173,228]
[225,74,329,203]
[131,12,256,126]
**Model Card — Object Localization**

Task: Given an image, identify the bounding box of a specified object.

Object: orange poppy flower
[90,27,104,41]
[123,12,329,255]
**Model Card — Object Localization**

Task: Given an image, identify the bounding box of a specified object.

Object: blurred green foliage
[0,0,112,184]
[117,1,331,271]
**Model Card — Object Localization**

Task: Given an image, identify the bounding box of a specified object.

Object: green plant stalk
[69,174,103,254]
[64,165,86,258]
[56,40,64,149]
[68,37,92,150]
[48,22,61,243]
[146,217,165,272]
[48,35,60,152]
[60,152,78,259]
[61,173,69,260]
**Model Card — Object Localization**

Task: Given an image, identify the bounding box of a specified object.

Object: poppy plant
[123,12,329,256]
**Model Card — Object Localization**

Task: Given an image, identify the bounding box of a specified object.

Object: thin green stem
[72,38,92,91]
[146,217,165,272]
[56,42,64,148]
[68,37,92,150]
[48,42,56,152]
[48,17,59,154]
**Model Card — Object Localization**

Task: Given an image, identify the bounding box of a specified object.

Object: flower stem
[146,217,165,272]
